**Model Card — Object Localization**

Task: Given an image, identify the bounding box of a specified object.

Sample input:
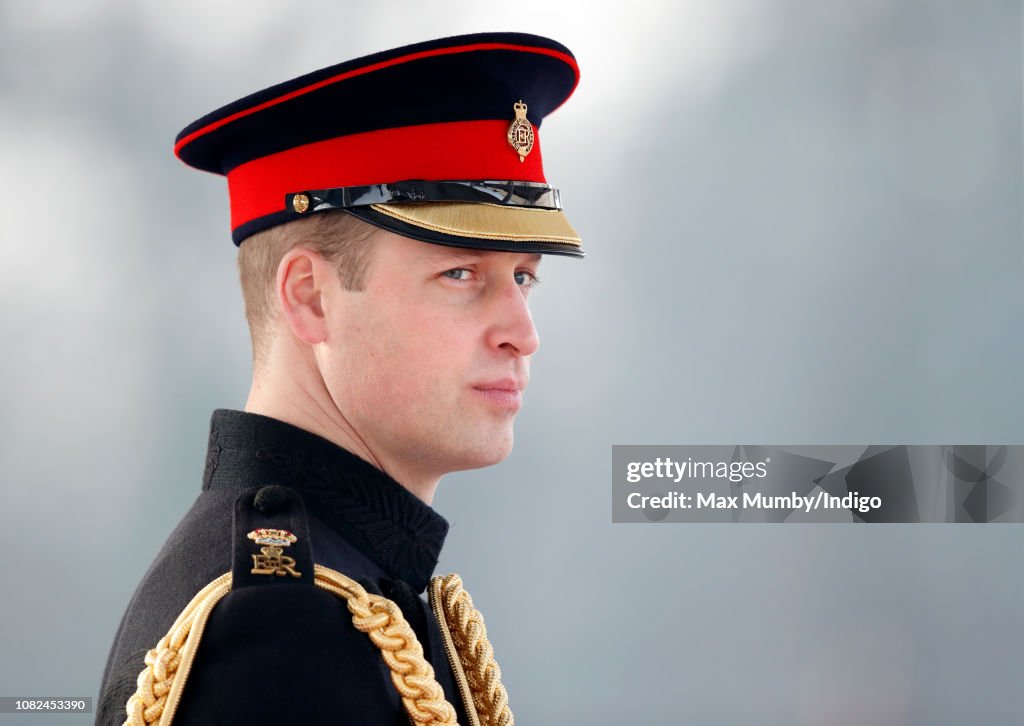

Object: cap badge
[507,100,534,162]
[247,528,301,577]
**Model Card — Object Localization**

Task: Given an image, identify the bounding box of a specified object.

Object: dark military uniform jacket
[97,409,472,725]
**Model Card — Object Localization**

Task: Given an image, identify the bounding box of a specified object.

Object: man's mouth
[471,378,525,410]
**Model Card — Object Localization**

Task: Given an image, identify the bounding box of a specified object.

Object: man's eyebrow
[420,249,487,265]
[420,249,543,265]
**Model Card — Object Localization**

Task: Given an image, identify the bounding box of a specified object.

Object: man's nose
[486,282,540,357]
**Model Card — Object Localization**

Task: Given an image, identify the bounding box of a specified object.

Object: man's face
[316,230,542,483]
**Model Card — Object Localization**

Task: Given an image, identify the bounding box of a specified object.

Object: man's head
[239,213,541,498]
[177,32,582,498]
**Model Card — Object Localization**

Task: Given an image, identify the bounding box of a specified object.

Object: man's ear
[276,247,328,345]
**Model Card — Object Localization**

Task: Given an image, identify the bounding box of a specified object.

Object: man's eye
[514,270,540,288]
[441,268,472,281]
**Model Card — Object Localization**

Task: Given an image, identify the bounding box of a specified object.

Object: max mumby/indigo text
[623,456,882,514]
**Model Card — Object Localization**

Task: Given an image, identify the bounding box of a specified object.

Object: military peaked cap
[175,32,583,257]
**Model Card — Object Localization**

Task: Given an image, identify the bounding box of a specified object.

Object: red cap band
[226,120,545,232]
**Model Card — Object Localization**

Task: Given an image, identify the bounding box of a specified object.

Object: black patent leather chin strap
[290,179,562,211]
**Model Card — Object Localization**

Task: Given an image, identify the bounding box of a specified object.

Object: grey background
[1,0,1021,723]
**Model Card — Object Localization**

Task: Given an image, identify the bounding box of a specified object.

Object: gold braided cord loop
[438,574,513,726]
[122,566,458,726]
[314,565,457,725]
[123,574,232,726]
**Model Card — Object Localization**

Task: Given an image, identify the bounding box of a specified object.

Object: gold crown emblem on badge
[247,528,298,547]
[507,100,534,163]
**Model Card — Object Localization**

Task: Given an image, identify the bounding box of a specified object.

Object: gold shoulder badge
[247,528,301,577]
[507,100,534,162]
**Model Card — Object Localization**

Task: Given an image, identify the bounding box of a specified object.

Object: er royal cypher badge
[247,528,302,578]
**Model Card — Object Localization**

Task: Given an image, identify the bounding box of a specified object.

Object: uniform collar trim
[202,408,449,592]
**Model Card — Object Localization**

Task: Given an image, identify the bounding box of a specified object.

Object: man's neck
[244,372,440,504]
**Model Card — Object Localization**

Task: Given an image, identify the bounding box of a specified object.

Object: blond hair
[238,211,378,366]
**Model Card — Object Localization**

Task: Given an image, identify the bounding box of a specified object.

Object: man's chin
[447,431,515,472]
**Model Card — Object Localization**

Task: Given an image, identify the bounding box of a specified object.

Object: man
[96,32,583,725]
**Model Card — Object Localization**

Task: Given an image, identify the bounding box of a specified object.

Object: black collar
[202,409,449,592]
